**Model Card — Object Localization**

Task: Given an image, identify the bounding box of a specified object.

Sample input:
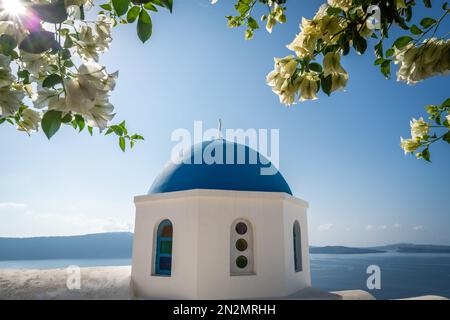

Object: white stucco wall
[131,189,310,299]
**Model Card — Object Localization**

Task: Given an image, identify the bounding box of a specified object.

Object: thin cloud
[413,225,424,231]
[365,224,375,231]
[318,223,333,232]
[0,202,27,209]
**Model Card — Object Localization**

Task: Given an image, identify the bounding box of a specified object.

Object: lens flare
[1,0,26,17]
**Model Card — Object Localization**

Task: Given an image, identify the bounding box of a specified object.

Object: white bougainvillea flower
[33,88,60,109]
[66,5,81,20]
[394,39,450,84]
[85,97,115,131]
[317,15,343,43]
[17,108,41,133]
[0,54,14,88]
[63,78,90,113]
[323,51,345,75]
[267,55,301,105]
[0,21,27,43]
[64,0,93,8]
[400,137,421,154]
[20,52,57,78]
[76,25,108,62]
[327,0,353,11]
[410,117,429,139]
[298,72,319,101]
[323,51,349,92]
[266,15,276,34]
[287,18,319,58]
[64,62,117,114]
[96,14,114,42]
[0,87,24,116]
[77,62,118,94]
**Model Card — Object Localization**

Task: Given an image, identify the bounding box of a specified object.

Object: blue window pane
[159,256,172,271]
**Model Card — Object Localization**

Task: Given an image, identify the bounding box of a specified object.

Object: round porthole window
[236,255,248,269]
[235,239,248,251]
[235,222,247,235]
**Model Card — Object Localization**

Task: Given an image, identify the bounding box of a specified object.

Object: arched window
[230,219,254,275]
[293,220,302,272]
[154,219,173,275]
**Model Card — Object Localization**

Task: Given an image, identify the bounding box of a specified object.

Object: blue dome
[148,139,292,195]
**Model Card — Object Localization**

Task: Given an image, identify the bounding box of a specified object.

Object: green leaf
[443,131,450,144]
[63,34,73,48]
[131,134,144,140]
[110,125,124,136]
[352,32,367,54]
[235,2,250,15]
[60,48,71,60]
[144,2,158,11]
[393,36,412,49]
[442,98,450,108]
[61,113,72,123]
[421,147,431,162]
[74,114,85,132]
[152,0,172,12]
[127,6,140,23]
[19,31,59,54]
[321,75,332,96]
[308,62,322,72]
[420,17,436,28]
[130,140,135,149]
[374,40,383,58]
[18,69,30,84]
[41,110,62,140]
[374,58,385,65]
[100,3,112,11]
[410,25,423,35]
[112,0,130,16]
[426,104,438,115]
[119,136,126,152]
[88,126,93,136]
[385,48,394,57]
[247,17,259,29]
[423,0,432,8]
[137,9,152,43]
[380,60,391,78]
[326,7,342,16]
[42,74,63,88]
[160,0,173,13]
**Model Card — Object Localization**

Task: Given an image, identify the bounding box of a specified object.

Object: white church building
[131,138,311,299]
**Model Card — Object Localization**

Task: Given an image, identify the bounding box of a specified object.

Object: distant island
[310,246,386,254]
[1,232,450,260]
[0,232,133,260]
[372,243,450,254]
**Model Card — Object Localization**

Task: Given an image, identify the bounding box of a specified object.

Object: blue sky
[0,0,449,246]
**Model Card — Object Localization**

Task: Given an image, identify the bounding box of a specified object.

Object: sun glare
[1,0,26,17]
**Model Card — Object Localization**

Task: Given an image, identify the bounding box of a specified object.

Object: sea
[1,252,449,300]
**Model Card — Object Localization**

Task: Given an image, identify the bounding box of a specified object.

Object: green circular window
[236,255,248,269]
[235,239,248,251]
[235,222,247,235]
